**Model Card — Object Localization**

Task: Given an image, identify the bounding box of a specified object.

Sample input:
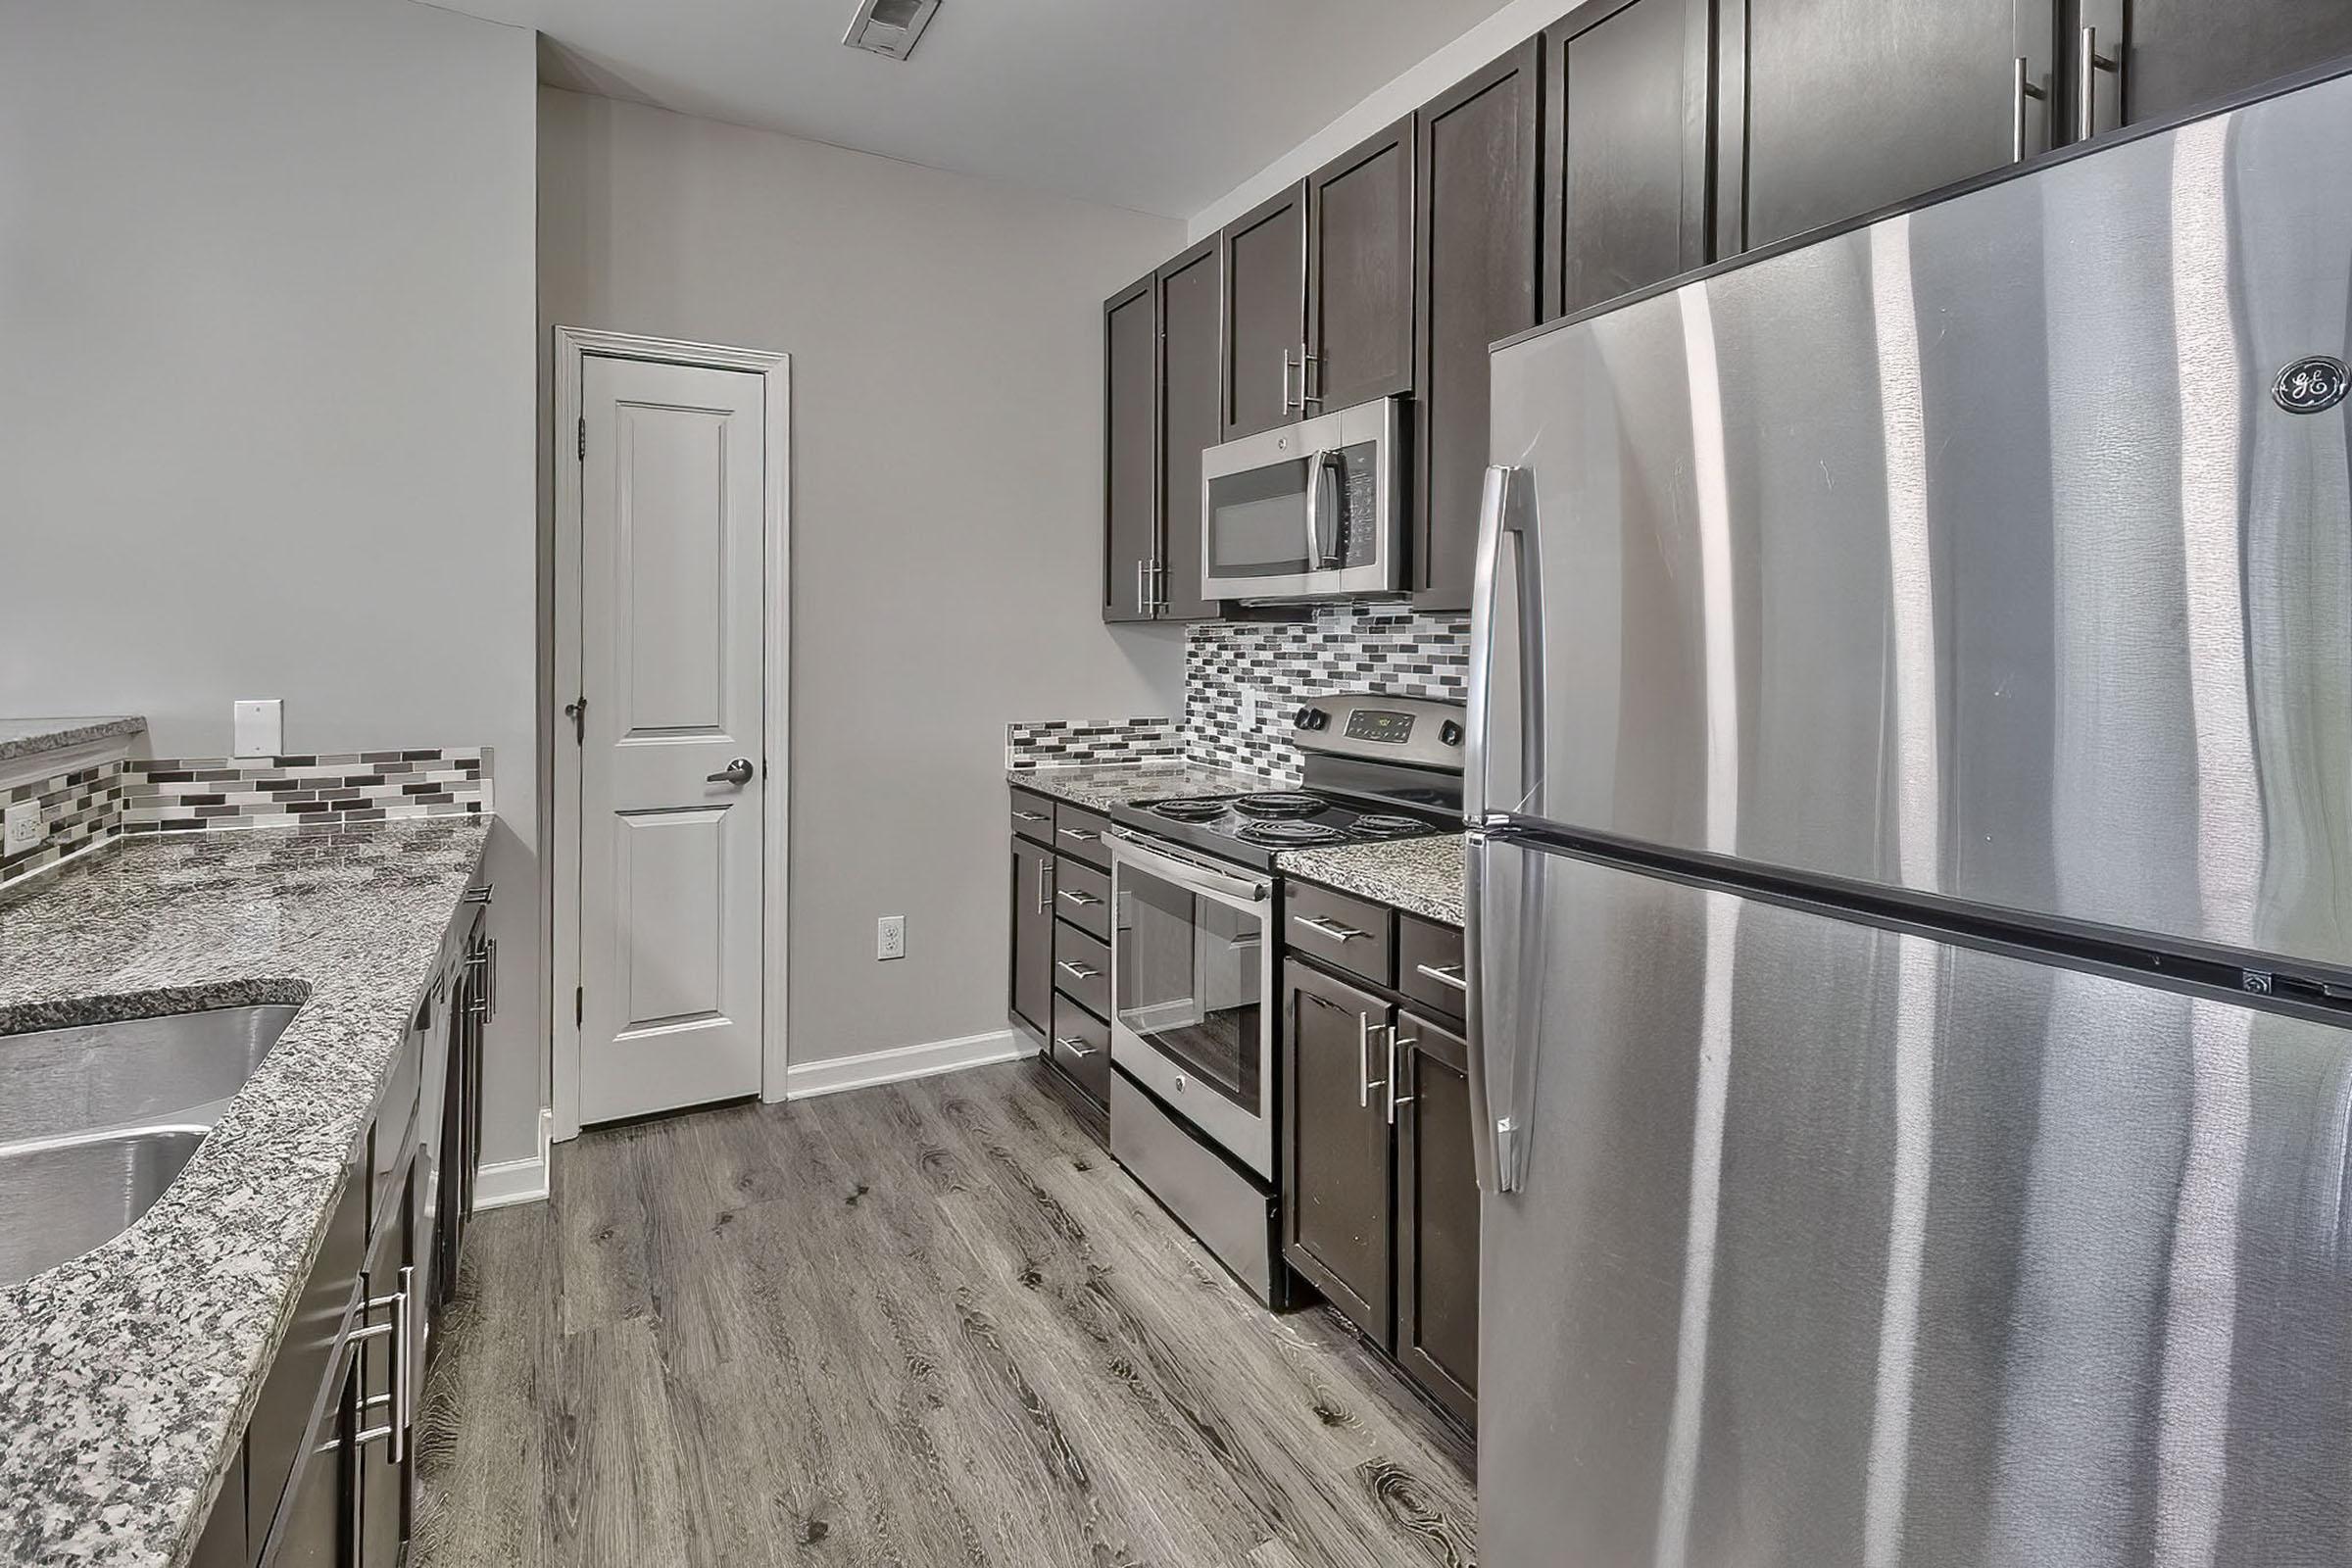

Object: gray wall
[0,0,546,1162]
[539,88,1186,1071]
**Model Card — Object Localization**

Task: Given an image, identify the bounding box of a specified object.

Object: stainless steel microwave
[1199,396,1402,602]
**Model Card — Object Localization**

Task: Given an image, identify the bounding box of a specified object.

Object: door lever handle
[708,758,756,786]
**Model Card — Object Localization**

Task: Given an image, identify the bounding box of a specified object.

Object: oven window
[1115,866,1262,1113]
[1205,458,1311,580]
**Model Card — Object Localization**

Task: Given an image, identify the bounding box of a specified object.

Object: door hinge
[575,986,584,1027]
[577,416,586,462]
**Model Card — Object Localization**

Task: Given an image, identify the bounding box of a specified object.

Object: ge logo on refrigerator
[2274,355,2350,414]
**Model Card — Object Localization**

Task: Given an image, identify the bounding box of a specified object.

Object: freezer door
[1479,67,2352,972]
[1475,835,2352,1568]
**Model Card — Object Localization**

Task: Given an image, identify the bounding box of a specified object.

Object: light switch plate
[3,801,44,855]
[233,699,283,759]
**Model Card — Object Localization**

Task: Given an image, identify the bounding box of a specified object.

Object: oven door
[1108,832,1277,1180]
[1200,396,1401,602]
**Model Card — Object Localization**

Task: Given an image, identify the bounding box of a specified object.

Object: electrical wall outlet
[3,801,45,856]
[233,699,283,759]
[876,914,906,961]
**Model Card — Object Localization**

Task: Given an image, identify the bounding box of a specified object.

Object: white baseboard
[474,1106,554,1210]
[785,1028,1035,1101]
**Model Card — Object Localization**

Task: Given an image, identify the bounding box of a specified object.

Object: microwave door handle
[1302,447,1326,572]
[1310,451,1343,569]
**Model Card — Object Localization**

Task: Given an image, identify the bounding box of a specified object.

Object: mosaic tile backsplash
[0,761,127,885]
[1184,604,1471,782]
[0,748,490,891]
[1005,718,1182,770]
[122,750,490,833]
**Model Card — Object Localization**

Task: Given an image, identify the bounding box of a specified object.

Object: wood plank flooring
[412,1062,1477,1568]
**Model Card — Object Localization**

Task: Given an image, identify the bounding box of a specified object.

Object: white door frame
[551,325,791,1142]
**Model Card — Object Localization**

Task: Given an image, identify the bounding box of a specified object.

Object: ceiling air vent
[843,0,940,60]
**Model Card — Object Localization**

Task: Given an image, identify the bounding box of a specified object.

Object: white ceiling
[434,0,1517,219]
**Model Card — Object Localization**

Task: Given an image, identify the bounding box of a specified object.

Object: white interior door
[578,354,767,1123]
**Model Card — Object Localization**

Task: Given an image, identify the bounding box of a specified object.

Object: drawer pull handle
[1058,827,1102,843]
[1298,914,1369,943]
[1414,961,1468,992]
[1056,960,1102,981]
[1012,809,1049,823]
[1054,1035,1099,1057]
[1057,889,1103,906]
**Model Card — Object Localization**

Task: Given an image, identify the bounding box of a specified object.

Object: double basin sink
[0,1004,298,1287]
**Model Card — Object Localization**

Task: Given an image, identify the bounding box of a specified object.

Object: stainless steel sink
[0,1126,206,1285]
[0,1004,299,1145]
[0,1003,300,1285]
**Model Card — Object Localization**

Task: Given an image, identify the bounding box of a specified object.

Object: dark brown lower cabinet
[188,1444,246,1568]
[1282,961,1395,1340]
[1395,1010,1479,1427]
[1009,836,1055,1040]
[267,1344,356,1567]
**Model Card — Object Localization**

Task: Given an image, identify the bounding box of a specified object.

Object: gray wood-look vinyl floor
[412,1062,1477,1568]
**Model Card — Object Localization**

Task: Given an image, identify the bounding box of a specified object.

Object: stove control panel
[1293,692,1469,772]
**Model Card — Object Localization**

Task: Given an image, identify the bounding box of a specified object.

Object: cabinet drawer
[1052,804,1113,871]
[1286,881,1396,989]
[1050,992,1111,1107]
[1396,915,1468,1019]
[1053,856,1111,941]
[1008,787,1055,846]
[1052,923,1111,1019]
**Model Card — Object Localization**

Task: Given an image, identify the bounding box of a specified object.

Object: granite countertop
[0,717,146,764]
[0,817,492,1568]
[1278,834,1467,927]
[1007,761,1270,812]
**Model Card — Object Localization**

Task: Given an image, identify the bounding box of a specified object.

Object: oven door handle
[1109,829,1271,905]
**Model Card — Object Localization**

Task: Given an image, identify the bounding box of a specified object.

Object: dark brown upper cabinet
[1726,0,2059,253]
[1102,271,1159,622]
[1305,115,1418,416]
[1545,0,1713,320]
[1155,236,1222,621]
[1413,41,1541,610]
[2078,0,2352,136]
[1220,182,1309,441]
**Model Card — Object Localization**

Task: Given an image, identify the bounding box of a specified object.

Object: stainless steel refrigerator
[1467,63,2352,1568]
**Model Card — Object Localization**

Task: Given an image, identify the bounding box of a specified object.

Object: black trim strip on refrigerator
[1479,818,2352,1028]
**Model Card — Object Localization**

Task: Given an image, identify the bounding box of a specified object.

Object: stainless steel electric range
[1101,692,1464,1305]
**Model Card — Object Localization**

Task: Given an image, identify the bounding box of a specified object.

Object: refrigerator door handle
[1465,464,1544,826]
[1465,830,1535,1194]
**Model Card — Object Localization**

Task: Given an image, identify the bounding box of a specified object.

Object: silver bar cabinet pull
[2011,57,2046,163]
[1055,959,1101,982]
[1297,914,1367,943]
[1057,826,1102,844]
[1414,960,1469,992]
[1012,808,1048,823]
[1053,1035,1098,1057]
[1356,1012,1388,1108]
[2078,27,2119,141]
[1035,859,1052,915]
[1057,888,1102,906]
[1387,1028,1415,1125]
[1298,347,1321,409]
